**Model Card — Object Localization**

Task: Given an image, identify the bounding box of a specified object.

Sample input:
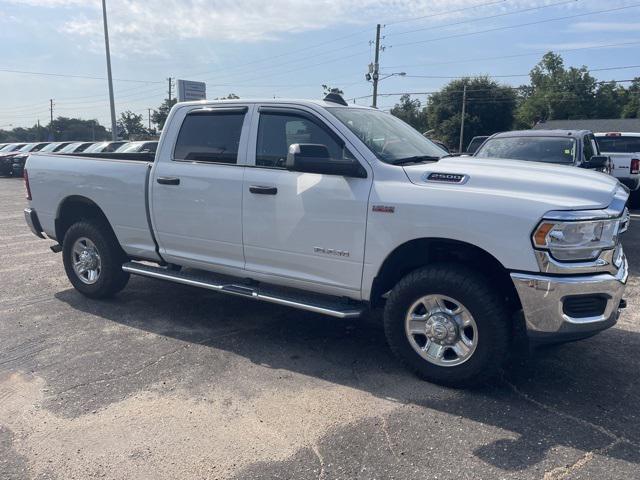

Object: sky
[1,0,639,128]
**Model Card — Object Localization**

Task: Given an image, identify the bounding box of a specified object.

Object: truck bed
[26,152,159,260]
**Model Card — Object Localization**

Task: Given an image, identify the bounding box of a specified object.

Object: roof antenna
[323,92,348,106]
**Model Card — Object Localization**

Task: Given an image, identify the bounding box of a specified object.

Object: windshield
[475,136,576,164]
[328,107,447,163]
[58,142,83,153]
[38,142,66,153]
[83,142,106,153]
[597,136,640,153]
[18,143,37,152]
[115,143,138,153]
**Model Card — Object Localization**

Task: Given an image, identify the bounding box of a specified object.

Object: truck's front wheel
[62,221,130,298]
[383,264,510,388]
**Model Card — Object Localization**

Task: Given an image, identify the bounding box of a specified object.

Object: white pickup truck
[23,95,630,387]
[595,132,640,191]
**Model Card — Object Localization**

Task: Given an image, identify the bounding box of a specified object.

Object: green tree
[426,77,517,150]
[622,78,640,118]
[151,98,177,131]
[49,117,109,141]
[390,94,428,133]
[117,111,147,139]
[516,52,601,126]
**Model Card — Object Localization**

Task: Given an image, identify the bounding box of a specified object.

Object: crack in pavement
[504,379,638,479]
[51,329,248,398]
[380,413,401,463]
[504,379,639,448]
[543,440,621,480]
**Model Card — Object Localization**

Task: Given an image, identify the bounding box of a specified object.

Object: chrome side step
[122,261,364,319]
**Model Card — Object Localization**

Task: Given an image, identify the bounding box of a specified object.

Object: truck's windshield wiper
[392,155,442,165]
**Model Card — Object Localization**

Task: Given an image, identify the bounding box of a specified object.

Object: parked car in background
[24,96,630,388]
[475,130,611,173]
[115,141,158,154]
[1,142,50,177]
[56,142,95,154]
[83,141,127,153]
[594,132,640,191]
[37,142,74,154]
[0,143,26,153]
[466,136,488,154]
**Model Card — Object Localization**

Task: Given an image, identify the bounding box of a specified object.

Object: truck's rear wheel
[62,221,130,298]
[383,264,510,388]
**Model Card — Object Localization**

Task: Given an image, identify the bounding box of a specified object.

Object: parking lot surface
[1,177,639,480]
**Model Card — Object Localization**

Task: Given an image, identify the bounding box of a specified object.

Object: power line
[0,68,163,84]
[384,0,509,26]
[401,63,640,79]
[387,0,579,37]
[382,40,640,70]
[179,1,518,80]
[388,4,640,49]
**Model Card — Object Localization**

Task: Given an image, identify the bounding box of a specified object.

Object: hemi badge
[424,172,469,184]
[372,205,395,213]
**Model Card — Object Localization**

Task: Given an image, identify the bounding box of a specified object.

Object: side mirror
[584,155,609,171]
[286,143,366,178]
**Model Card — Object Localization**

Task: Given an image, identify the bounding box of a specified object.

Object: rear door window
[174,110,246,164]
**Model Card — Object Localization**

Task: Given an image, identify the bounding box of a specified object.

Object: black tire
[62,220,130,298]
[383,264,510,388]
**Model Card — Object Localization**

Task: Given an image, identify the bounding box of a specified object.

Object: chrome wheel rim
[71,237,102,285]
[405,294,478,367]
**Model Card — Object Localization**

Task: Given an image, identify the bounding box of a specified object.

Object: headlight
[533,218,621,261]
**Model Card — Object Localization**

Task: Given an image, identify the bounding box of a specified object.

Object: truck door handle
[157,176,180,185]
[249,185,277,195]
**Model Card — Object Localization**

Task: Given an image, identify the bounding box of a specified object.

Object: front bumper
[24,208,45,239]
[511,254,628,343]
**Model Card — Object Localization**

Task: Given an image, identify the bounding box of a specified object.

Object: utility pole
[148,108,152,132]
[49,99,54,141]
[37,119,41,141]
[101,0,117,141]
[167,77,173,103]
[458,84,467,153]
[372,24,381,108]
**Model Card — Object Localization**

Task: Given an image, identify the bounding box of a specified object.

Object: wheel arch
[55,195,115,244]
[369,237,521,313]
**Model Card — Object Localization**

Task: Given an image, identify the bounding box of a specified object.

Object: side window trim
[172,106,249,165]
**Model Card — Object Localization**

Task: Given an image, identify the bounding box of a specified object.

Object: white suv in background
[595,132,640,191]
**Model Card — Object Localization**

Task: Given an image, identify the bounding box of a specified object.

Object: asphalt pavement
[1,177,639,480]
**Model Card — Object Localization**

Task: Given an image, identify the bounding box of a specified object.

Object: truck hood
[403,156,621,211]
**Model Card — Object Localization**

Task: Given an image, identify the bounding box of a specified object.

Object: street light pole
[101,0,117,141]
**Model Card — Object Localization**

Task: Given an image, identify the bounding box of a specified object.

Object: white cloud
[571,21,640,32]
[4,0,586,57]
[8,1,569,45]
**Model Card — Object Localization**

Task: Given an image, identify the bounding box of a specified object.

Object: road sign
[177,79,206,102]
